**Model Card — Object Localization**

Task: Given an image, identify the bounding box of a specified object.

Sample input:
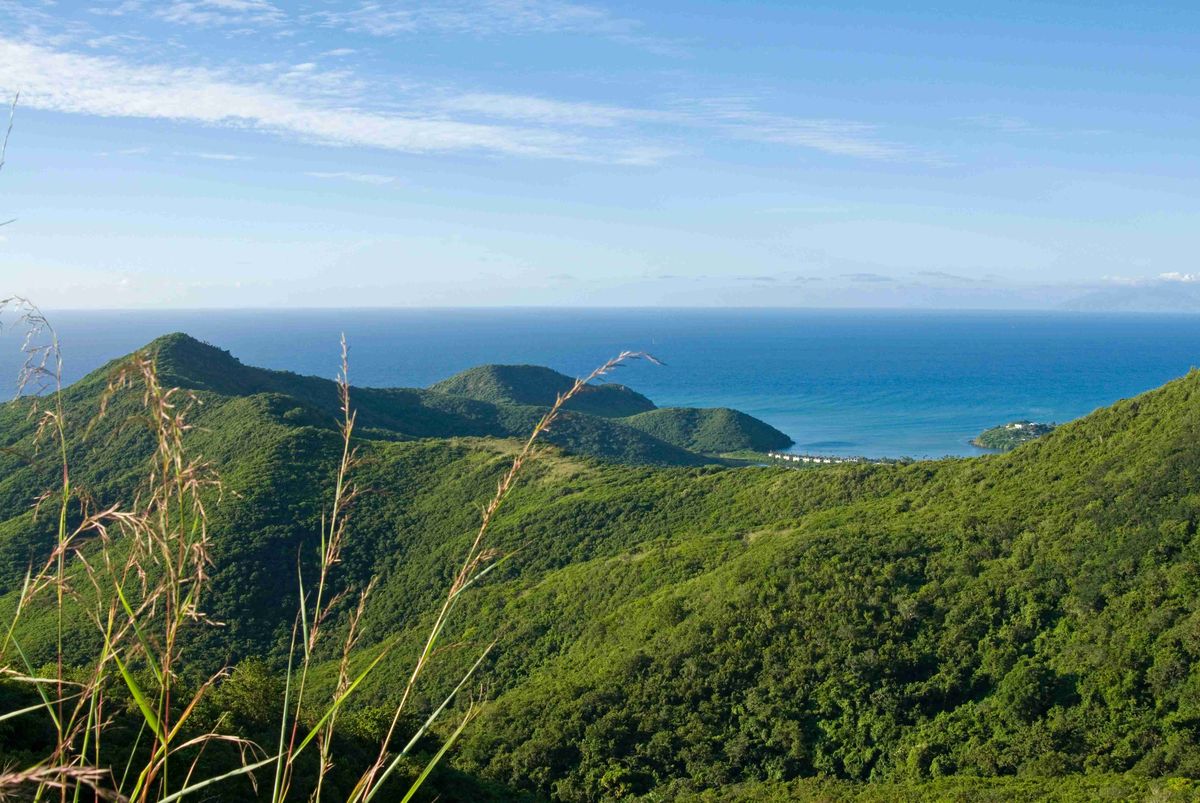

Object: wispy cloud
[0,38,652,163]
[968,114,1042,134]
[917,270,986,283]
[191,151,252,161]
[83,32,149,52]
[760,205,848,215]
[440,92,667,128]
[685,98,913,160]
[0,36,923,166]
[726,115,908,160]
[967,114,1108,138]
[441,91,918,161]
[308,1,686,55]
[98,145,152,156]
[842,272,894,283]
[156,0,284,28]
[312,0,634,38]
[1101,272,1200,287]
[306,170,397,185]
[88,1,146,17]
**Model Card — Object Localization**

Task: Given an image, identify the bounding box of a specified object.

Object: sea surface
[2,308,1198,459]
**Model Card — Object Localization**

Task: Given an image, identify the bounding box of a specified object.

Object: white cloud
[156,0,284,27]
[318,48,357,58]
[1103,272,1200,286]
[306,170,396,185]
[309,6,415,36]
[968,114,1041,134]
[441,92,667,128]
[192,151,252,161]
[966,114,1108,138]
[727,116,906,160]
[689,99,911,160]
[0,37,920,166]
[0,38,642,162]
[442,92,911,160]
[312,0,634,38]
[97,146,152,156]
[88,1,147,17]
[84,32,148,51]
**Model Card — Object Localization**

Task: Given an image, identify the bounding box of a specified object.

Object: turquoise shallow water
[3,308,1199,459]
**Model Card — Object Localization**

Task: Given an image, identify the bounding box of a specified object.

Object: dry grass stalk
[349,349,659,801]
[0,305,241,802]
[271,335,364,802]
[0,302,655,801]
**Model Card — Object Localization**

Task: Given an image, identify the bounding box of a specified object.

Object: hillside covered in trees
[1,333,1199,801]
[430,363,657,418]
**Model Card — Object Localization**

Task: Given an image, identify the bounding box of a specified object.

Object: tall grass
[0,297,655,800]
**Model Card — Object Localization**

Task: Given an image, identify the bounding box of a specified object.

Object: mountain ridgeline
[2,333,1200,800]
[152,334,792,463]
[431,362,795,454]
[430,363,657,418]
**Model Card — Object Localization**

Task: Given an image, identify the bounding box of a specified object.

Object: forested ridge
[430,363,657,418]
[1,333,1199,801]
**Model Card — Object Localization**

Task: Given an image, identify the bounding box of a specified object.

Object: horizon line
[23,305,1200,316]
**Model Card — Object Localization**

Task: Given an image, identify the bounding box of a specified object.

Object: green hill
[117,334,708,466]
[431,363,656,418]
[429,362,792,454]
[3,333,1200,800]
[133,336,785,465]
[624,406,794,453]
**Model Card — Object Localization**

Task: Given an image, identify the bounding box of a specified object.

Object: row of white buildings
[766,451,864,465]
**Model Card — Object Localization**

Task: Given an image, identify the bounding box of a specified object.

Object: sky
[0,0,1197,309]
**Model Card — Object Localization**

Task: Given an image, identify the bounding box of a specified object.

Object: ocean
[2,308,1198,459]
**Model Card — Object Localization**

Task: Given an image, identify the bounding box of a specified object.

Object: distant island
[1062,280,1200,312]
[972,420,1057,450]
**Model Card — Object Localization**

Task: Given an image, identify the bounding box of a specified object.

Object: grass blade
[391,706,477,803]
[155,755,277,803]
[111,647,164,743]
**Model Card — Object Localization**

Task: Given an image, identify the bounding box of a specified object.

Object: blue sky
[0,0,1197,308]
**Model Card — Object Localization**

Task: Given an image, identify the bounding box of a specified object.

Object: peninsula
[973,420,1057,450]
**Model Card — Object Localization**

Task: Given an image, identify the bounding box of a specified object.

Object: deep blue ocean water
[2,308,1198,459]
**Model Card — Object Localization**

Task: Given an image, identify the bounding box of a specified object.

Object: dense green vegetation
[431,363,656,418]
[972,420,1057,451]
[115,335,783,466]
[623,406,793,453]
[690,774,1200,801]
[430,362,792,455]
[2,332,1200,800]
[427,357,792,453]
